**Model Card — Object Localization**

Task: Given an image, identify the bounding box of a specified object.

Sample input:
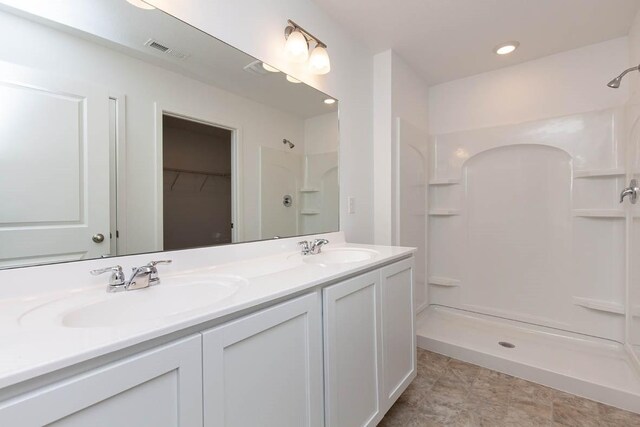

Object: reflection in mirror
[0,0,339,268]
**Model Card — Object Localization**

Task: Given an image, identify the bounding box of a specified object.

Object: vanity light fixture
[324,98,336,105]
[126,0,155,10]
[494,41,519,55]
[286,75,302,83]
[284,20,331,75]
[262,63,280,73]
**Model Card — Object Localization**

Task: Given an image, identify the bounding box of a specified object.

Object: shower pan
[417,104,640,413]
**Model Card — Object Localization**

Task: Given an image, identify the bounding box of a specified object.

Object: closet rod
[164,167,231,178]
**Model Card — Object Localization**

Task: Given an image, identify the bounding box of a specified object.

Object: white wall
[373,50,429,245]
[372,50,429,310]
[429,37,629,135]
[149,0,375,244]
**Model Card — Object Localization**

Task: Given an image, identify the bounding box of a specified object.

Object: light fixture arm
[285,20,327,49]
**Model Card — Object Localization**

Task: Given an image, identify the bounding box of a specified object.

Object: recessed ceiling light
[262,63,280,73]
[126,0,155,9]
[494,41,519,55]
[286,75,301,83]
[324,98,336,105]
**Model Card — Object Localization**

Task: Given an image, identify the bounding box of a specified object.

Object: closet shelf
[573,297,624,315]
[300,210,320,215]
[428,276,461,287]
[429,209,460,216]
[164,167,231,191]
[573,168,625,179]
[164,167,231,178]
[429,178,460,185]
[572,209,625,218]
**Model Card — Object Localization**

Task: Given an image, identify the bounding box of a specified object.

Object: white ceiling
[312,0,640,85]
[0,0,336,118]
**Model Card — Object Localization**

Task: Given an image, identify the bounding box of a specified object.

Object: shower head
[607,65,640,88]
[283,139,295,149]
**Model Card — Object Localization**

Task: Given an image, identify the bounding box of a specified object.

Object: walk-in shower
[411,36,640,413]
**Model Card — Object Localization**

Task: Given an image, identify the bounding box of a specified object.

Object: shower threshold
[416,305,640,413]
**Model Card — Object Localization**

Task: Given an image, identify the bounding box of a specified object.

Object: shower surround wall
[428,37,630,342]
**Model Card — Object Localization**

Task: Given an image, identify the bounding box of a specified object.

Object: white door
[0,62,110,267]
[0,335,203,427]
[323,270,383,427]
[202,292,324,427]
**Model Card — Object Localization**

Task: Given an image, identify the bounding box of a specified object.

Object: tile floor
[379,348,640,426]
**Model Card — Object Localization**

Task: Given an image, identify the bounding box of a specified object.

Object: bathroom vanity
[0,233,415,426]
[0,2,416,425]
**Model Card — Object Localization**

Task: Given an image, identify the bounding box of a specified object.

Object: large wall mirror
[0,0,339,269]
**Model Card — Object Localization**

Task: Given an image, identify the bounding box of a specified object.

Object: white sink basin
[290,248,379,265]
[19,275,245,329]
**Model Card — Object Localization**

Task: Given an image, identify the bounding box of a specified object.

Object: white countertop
[0,233,414,390]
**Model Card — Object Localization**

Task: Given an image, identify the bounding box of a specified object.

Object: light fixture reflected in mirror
[262,62,280,73]
[324,98,336,105]
[494,41,519,55]
[126,0,155,10]
[284,20,330,75]
[286,75,301,83]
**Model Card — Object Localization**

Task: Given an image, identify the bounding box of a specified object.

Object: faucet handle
[298,241,311,255]
[146,260,173,268]
[145,260,172,285]
[90,265,126,288]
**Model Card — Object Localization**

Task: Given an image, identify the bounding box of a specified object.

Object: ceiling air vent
[243,60,269,76]
[144,39,190,60]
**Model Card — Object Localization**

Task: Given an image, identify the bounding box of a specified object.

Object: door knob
[92,233,105,243]
[620,179,639,204]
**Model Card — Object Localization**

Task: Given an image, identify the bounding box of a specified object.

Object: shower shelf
[299,188,320,193]
[429,178,460,185]
[573,297,624,315]
[300,210,320,215]
[572,209,625,218]
[428,209,460,216]
[428,276,460,287]
[573,168,625,179]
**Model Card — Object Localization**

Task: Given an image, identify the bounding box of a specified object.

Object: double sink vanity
[0,233,416,426]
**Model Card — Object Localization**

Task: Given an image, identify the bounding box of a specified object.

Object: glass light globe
[284,29,309,63]
[308,45,330,75]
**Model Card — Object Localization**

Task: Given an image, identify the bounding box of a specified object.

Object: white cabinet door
[380,258,416,410]
[0,335,203,427]
[202,292,323,427]
[0,62,111,267]
[323,270,383,427]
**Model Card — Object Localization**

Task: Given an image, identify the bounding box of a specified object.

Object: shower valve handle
[620,179,639,204]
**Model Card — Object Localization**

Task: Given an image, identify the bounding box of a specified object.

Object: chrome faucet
[91,260,172,292]
[298,239,329,255]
